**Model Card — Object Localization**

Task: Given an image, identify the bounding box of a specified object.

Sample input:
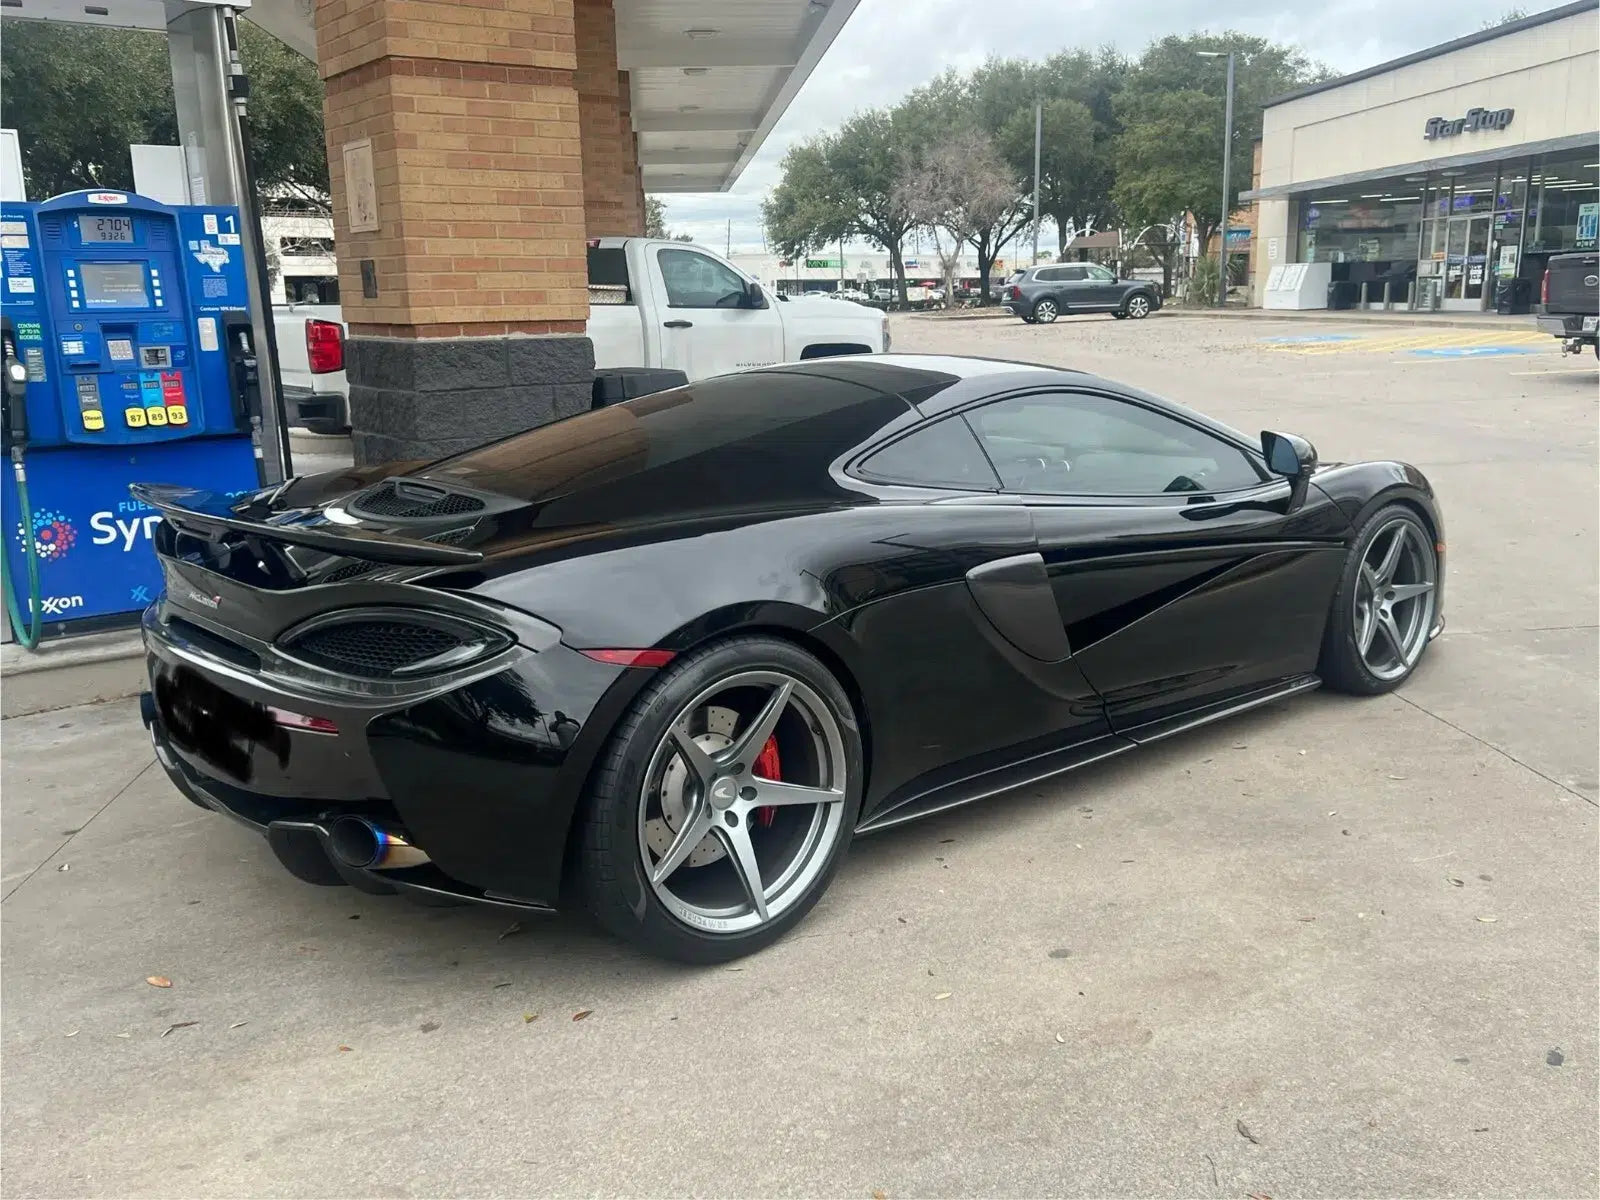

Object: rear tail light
[306,318,344,374]
[578,648,676,668]
[1008,285,1022,300]
[1541,268,1550,305]
[268,707,339,734]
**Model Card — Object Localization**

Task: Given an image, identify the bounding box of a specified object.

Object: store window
[1297,186,1424,264]
[1526,150,1600,254]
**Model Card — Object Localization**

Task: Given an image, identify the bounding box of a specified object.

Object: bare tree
[895,130,1029,305]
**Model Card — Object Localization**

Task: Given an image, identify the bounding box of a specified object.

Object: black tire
[1318,504,1437,696]
[578,635,863,964]
[1032,298,1059,324]
[1123,293,1153,319]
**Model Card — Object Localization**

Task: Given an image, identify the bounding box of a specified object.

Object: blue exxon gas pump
[1,190,264,644]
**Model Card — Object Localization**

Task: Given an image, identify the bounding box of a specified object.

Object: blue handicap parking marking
[1406,345,1543,358]
[1260,334,1362,344]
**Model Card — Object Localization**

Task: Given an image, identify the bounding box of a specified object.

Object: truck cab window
[657,248,749,309]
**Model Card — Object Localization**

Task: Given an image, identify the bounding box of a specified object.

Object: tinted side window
[1033,267,1065,283]
[657,248,748,308]
[965,391,1266,496]
[859,418,1000,490]
[1086,264,1114,282]
[1060,265,1088,282]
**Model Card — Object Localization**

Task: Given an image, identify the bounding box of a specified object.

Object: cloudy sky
[656,0,1532,252]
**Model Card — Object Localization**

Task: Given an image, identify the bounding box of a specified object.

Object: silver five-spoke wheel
[1353,517,1437,682]
[638,670,848,935]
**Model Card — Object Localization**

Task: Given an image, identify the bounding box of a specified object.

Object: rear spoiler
[130,482,484,566]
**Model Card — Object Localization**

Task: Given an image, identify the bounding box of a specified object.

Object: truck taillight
[1008,285,1022,300]
[306,319,344,374]
[1541,268,1550,305]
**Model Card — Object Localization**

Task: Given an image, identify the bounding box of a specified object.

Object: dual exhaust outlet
[327,816,430,871]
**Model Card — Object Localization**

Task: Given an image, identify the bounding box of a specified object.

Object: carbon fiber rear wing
[130,482,485,566]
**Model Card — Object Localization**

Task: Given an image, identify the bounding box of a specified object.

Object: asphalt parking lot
[3,311,1595,1198]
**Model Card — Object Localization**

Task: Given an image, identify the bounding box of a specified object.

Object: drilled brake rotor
[644,705,738,868]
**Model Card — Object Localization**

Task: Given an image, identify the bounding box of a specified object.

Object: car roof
[762,355,1260,450]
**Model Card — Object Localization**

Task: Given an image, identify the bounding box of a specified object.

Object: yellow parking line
[1260,327,1553,355]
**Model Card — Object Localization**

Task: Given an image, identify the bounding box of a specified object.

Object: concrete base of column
[346,335,595,465]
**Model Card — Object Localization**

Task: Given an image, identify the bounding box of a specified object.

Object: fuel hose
[3,450,43,650]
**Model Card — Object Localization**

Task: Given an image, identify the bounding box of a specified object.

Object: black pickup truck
[1534,251,1599,358]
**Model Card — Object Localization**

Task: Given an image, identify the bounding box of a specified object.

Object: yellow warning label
[124,407,147,428]
[145,406,168,426]
[165,404,188,425]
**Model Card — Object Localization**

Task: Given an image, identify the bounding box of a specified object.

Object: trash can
[1494,277,1534,315]
[1326,280,1359,310]
[592,367,689,409]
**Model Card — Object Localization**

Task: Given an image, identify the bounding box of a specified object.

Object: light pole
[1030,99,1043,266]
[1198,50,1236,308]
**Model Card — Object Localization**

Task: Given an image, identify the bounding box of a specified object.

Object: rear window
[586,247,630,288]
[424,371,912,518]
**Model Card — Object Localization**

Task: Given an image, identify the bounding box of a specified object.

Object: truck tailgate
[1546,253,1599,313]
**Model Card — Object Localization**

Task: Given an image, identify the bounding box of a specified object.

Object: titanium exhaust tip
[328,816,431,871]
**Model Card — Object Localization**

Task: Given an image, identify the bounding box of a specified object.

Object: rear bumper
[1535,311,1596,339]
[141,691,548,910]
[140,598,647,910]
[283,385,348,428]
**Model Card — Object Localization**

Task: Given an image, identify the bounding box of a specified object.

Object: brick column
[617,71,644,236]
[315,0,595,465]
[574,0,634,238]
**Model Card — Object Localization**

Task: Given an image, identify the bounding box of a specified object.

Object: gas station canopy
[257,0,859,193]
[10,0,858,194]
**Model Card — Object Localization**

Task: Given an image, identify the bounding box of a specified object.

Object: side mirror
[744,280,767,309]
[1261,430,1317,478]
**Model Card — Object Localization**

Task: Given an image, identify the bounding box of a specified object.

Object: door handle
[663,319,693,329]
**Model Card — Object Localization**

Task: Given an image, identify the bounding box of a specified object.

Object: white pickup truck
[272,238,890,433]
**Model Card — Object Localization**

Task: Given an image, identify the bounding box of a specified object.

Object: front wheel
[1318,505,1439,695]
[1123,293,1152,319]
[1032,298,1059,324]
[578,636,862,963]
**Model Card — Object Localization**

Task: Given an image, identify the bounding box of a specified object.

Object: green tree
[763,108,920,303]
[1481,8,1528,28]
[1114,33,1329,268]
[1,21,327,205]
[236,24,329,211]
[1010,49,1128,244]
[898,67,1032,299]
[645,195,668,238]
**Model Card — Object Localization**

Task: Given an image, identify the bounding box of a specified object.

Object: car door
[842,416,1119,827]
[960,387,1350,736]
[1081,263,1121,309]
[651,246,784,380]
[1036,264,1085,309]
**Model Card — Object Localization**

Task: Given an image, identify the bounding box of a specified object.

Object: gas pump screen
[78,214,135,243]
[79,262,150,309]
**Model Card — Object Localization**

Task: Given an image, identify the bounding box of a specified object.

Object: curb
[2,630,146,719]
[906,306,1540,332]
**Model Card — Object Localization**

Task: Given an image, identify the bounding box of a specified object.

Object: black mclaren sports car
[138,354,1445,962]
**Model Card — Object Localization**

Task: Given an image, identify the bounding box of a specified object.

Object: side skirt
[853,674,1322,835]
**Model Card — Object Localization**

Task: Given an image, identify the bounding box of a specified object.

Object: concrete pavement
[2,313,1594,1197]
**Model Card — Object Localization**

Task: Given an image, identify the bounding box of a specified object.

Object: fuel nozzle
[1,321,30,457]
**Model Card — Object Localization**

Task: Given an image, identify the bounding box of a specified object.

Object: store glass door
[1443,219,1468,300]
[1441,216,1492,308]
[1463,217,1490,303]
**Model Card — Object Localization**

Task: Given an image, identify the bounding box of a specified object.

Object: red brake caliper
[752,736,781,826]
